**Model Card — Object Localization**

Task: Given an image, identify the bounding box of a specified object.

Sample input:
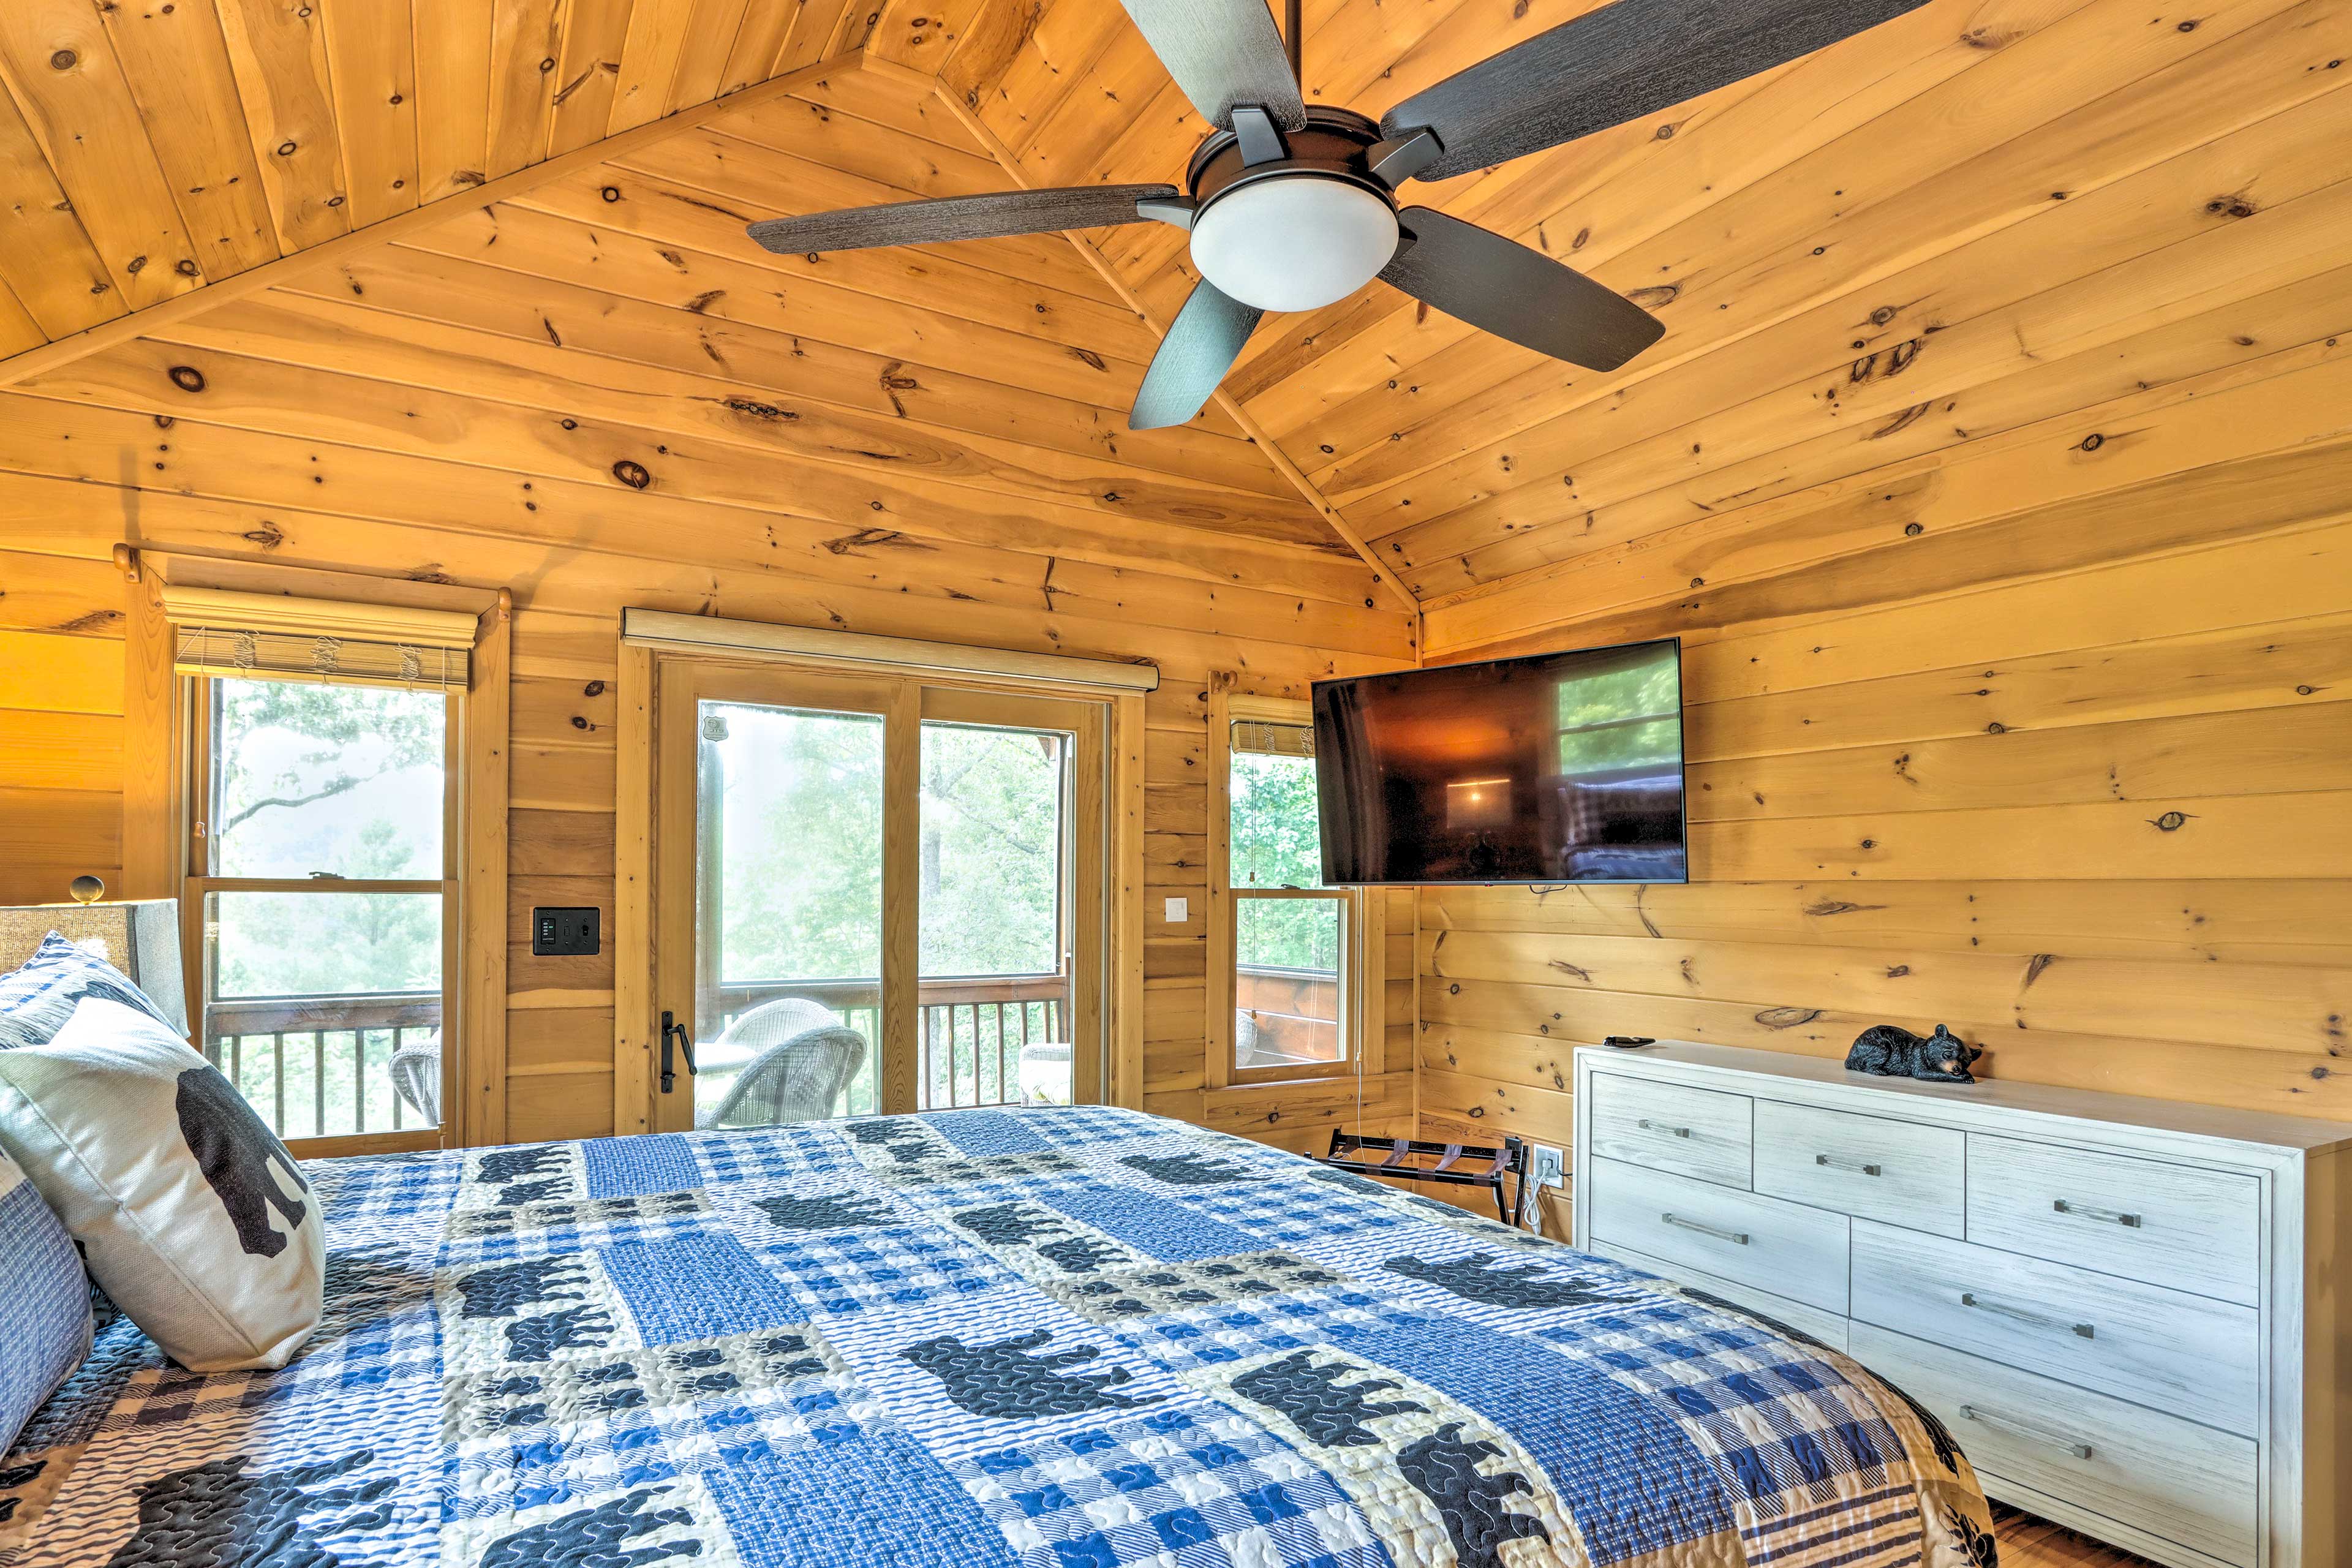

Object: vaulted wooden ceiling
[926,0,2352,610]
[0,0,867,355]
[4,0,2346,620]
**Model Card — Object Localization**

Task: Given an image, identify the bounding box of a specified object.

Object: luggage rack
[1317,1131,1532,1228]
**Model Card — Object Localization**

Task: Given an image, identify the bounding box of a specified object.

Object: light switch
[532,907,600,956]
[1164,897,1189,923]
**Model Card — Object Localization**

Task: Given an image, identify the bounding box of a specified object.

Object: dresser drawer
[1966,1134,2261,1307]
[1850,1222,2260,1434]
[1586,1074,1752,1187]
[1754,1101,1966,1236]
[1590,1237,1850,1351]
[1588,1157,1847,1313]
[1849,1325,2258,1568]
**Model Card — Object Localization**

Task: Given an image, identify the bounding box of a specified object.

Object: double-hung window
[174,593,470,1152]
[1213,692,1363,1085]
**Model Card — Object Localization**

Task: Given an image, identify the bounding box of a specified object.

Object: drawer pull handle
[1815,1153,1882,1176]
[1961,1291,2095,1340]
[1958,1403,2094,1461]
[1661,1212,1747,1245]
[2052,1199,2141,1229]
[1638,1118,1694,1139]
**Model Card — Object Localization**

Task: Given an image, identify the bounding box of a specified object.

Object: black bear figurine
[1844,1023,1981,1084]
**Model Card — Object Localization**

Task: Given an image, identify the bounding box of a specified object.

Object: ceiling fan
[745,0,1929,429]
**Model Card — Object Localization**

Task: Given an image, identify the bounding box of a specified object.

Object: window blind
[160,584,475,690]
[1230,718,1314,758]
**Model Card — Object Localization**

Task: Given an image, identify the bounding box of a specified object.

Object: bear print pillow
[0,997,324,1371]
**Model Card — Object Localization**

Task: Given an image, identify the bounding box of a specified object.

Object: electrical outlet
[1528,1143,1566,1190]
[1164,896,1189,923]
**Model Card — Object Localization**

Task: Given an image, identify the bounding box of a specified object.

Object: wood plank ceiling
[4,0,2346,617]
[0,0,872,358]
[5,63,1367,592]
[921,0,2352,612]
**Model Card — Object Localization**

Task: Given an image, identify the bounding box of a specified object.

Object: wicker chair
[697,997,868,1129]
[388,1038,442,1125]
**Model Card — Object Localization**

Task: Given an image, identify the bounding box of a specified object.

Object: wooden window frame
[183,671,464,1158]
[124,550,508,1157]
[617,638,1143,1133]
[1207,681,1385,1091]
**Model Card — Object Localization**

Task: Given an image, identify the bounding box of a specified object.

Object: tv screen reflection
[1312,638,1687,885]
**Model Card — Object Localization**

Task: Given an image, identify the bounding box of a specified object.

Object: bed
[1,1105,1995,1568]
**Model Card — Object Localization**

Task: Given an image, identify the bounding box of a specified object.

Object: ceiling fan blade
[1380,0,1931,183]
[1129,280,1264,430]
[1379,207,1662,371]
[1117,0,1306,132]
[747,184,1178,254]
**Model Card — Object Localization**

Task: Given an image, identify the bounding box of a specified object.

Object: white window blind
[1229,718,1314,758]
[160,584,475,690]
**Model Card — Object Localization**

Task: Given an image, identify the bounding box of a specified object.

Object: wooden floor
[1994,1504,2162,1568]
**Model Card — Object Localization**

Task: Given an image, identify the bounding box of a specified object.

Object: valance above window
[1229,717,1314,758]
[160,584,475,691]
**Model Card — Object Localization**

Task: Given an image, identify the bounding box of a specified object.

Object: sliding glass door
[652,662,1104,1132]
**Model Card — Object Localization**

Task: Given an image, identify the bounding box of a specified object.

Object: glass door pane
[692,699,885,1126]
[917,716,1074,1108]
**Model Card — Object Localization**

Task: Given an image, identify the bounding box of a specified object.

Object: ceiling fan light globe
[1188,176,1398,314]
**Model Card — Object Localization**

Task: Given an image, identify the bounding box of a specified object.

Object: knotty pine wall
[0,550,123,905]
[0,62,1420,1152]
[1410,412,2352,1234]
[0,527,1420,1151]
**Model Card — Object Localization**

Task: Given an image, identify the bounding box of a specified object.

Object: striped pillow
[0,1148,92,1454]
[0,933,177,1053]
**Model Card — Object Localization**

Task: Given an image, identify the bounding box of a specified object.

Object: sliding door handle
[660,1011,696,1092]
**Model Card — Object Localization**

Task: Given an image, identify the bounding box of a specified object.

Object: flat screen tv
[1311,638,1687,886]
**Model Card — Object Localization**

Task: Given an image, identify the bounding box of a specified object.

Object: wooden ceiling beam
[0,50,867,391]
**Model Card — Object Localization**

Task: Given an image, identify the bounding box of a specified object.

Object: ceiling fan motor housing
[1185,106,1402,313]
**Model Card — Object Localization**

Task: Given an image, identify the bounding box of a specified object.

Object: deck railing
[1236,963,1343,1071]
[710,974,1069,1114]
[205,991,441,1141]
[209,974,1078,1137]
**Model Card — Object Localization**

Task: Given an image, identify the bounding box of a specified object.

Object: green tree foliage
[1556,644,1681,774]
[718,705,887,985]
[213,680,444,873]
[1231,752,1338,973]
[918,725,1061,977]
[714,712,1068,985]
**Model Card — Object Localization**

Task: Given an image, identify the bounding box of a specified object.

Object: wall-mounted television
[1311,638,1687,886]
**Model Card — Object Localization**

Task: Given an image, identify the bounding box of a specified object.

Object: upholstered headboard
[0,900,188,1035]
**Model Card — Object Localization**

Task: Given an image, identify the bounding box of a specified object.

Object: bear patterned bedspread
[2,1105,1997,1568]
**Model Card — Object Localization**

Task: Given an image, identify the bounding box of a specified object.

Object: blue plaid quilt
[1,1106,1996,1568]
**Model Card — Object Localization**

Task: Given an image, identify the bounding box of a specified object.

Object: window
[1215,693,1359,1084]
[178,605,469,1150]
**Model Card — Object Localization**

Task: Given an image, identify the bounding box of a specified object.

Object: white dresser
[1571,1042,2349,1568]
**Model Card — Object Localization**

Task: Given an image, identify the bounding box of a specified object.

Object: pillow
[0,1147,91,1453]
[0,998,324,1371]
[0,931,178,1052]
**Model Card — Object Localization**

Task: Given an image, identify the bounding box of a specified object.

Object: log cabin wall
[0,59,1419,1150]
[0,549,122,903]
[1412,429,2352,1234]
[895,0,2352,1229]
[6,0,2350,1184]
